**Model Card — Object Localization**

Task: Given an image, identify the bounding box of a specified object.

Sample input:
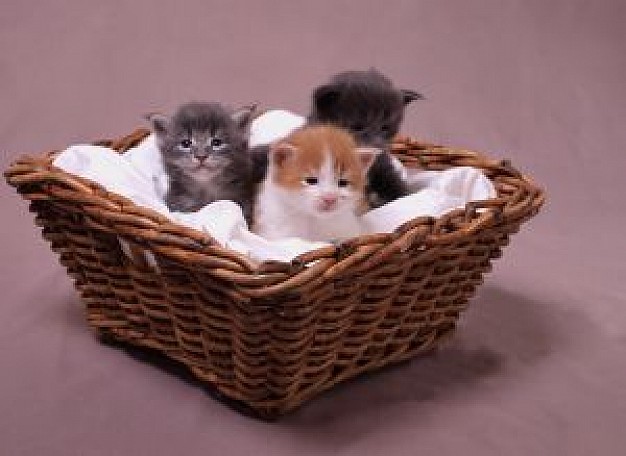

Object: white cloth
[249,110,306,147]
[362,167,496,233]
[123,134,169,200]
[53,129,496,263]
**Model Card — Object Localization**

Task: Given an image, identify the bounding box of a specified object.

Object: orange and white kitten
[253,125,378,242]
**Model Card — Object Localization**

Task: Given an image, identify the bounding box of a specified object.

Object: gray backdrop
[2,1,625,455]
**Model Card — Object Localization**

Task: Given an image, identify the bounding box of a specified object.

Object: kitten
[149,102,256,223]
[253,125,378,243]
[308,68,423,207]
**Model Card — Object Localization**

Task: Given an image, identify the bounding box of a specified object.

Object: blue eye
[338,178,350,187]
[180,139,192,149]
[304,177,319,185]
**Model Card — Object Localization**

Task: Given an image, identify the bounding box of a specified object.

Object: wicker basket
[4,128,544,418]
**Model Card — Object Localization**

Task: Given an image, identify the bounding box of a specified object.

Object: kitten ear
[313,84,340,114]
[232,103,258,130]
[270,142,298,168]
[355,147,381,172]
[400,89,424,105]
[145,112,169,135]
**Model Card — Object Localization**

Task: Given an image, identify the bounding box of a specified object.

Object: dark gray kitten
[308,69,423,207]
[149,102,256,223]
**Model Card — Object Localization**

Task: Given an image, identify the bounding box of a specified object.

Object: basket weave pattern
[4,129,544,418]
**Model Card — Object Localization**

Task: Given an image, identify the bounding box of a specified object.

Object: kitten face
[151,102,252,182]
[148,102,257,219]
[269,125,377,218]
[309,69,422,148]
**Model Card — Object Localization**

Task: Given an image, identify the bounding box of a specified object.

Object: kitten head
[148,102,255,182]
[267,125,378,217]
[309,69,422,148]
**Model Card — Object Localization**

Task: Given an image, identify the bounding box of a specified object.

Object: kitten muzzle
[317,194,339,212]
[191,154,221,170]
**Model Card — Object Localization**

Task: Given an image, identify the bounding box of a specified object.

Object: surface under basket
[4,129,544,418]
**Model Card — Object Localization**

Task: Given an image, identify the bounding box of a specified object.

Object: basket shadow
[284,284,556,428]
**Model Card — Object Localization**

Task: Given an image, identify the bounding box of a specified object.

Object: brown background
[2,1,625,455]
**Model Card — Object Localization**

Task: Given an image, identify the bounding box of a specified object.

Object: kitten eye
[351,123,366,132]
[179,139,192,149]
[338,178,350,188]
[381,125,391,133]
[211,138,224,148]
[304,177,319,185]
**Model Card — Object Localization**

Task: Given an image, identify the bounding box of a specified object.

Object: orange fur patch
[271,125,367,190]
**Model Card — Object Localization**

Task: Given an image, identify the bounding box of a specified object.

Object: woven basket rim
[4,128,545,297]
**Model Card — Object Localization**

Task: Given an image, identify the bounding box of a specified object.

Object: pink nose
[319,194,338,210]
[323,194,338,204]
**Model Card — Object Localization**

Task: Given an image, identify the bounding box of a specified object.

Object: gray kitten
[149,102,256,223]
[308,69,423,207]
